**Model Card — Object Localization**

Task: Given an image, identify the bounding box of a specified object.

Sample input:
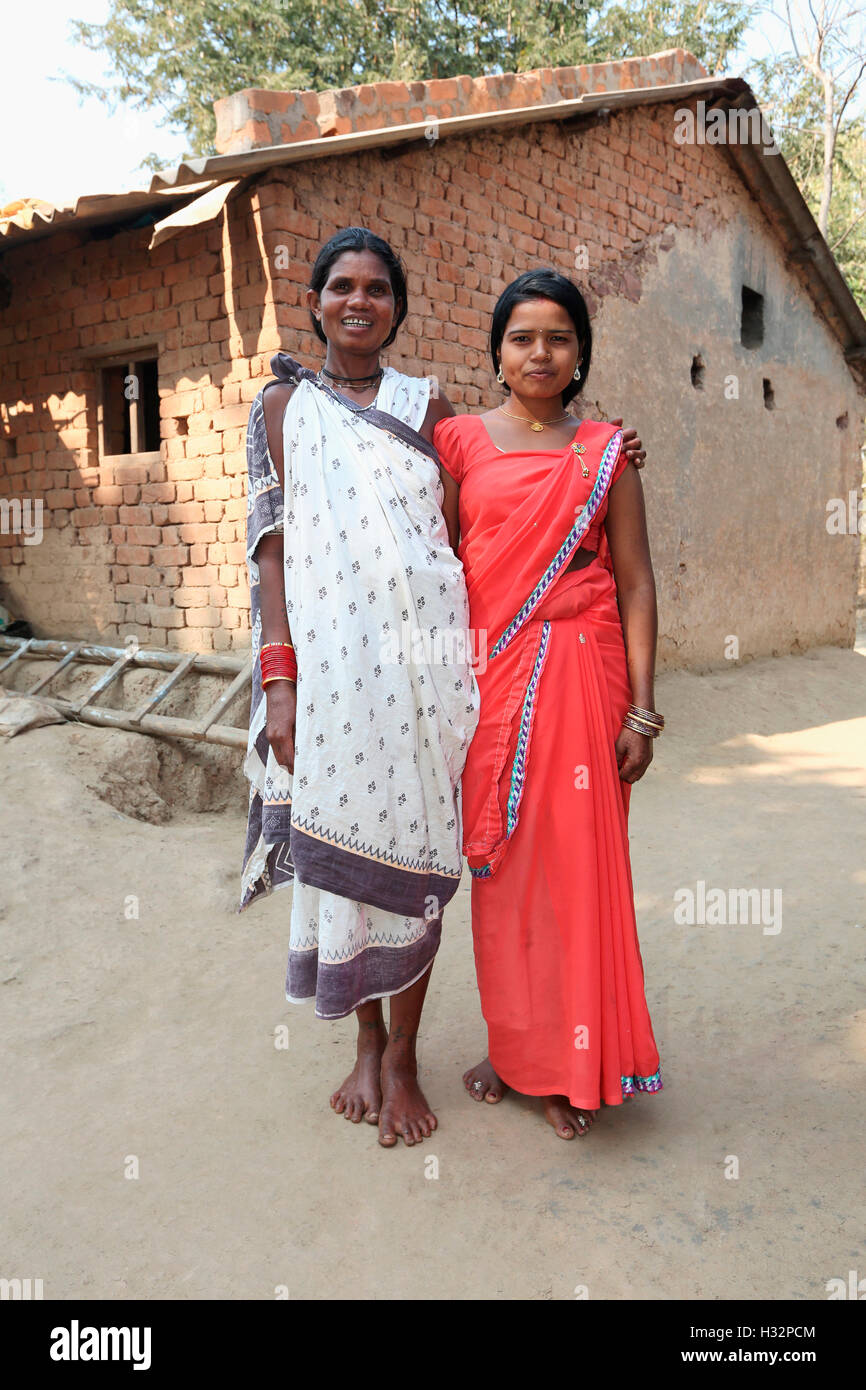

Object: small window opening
[100,356,160,456]
[762,378,775,410]
[690,354,705,389]
[741,287,764,348]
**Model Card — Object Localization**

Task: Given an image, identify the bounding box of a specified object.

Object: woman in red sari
[433,269,663,1141]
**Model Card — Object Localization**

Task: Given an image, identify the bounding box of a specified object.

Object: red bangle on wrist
[260,640,297,685]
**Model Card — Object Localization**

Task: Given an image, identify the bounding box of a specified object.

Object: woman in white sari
[239,228,480,1147]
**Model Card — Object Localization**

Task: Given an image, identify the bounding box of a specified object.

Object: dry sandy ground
[1,635,864,1301]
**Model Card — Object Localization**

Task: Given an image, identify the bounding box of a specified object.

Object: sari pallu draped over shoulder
[239,353,480,939]
[460,421,624,878]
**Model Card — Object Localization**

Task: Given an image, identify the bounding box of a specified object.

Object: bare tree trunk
[818,67,836,236]
[780,0,866,241]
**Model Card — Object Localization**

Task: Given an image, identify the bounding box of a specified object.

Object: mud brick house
[1,48,864,669]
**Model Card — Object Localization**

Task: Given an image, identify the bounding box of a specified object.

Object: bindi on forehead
[505,323,576,335]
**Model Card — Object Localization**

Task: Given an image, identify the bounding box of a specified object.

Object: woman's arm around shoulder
[604,453,652,594]
[422,388,461,555]
[604,455,658,785]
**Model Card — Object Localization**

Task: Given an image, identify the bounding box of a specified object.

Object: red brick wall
[0,208,275,650]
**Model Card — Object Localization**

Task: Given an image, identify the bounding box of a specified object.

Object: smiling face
[307,250,401,355]
[498,297,582,400]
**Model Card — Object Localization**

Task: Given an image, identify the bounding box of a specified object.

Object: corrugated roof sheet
[0,182,219,246]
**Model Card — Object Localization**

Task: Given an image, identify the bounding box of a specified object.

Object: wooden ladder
[0,637,251,749]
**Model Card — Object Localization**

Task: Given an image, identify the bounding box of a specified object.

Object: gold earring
[573,361,581,382]
[496,368,505,384]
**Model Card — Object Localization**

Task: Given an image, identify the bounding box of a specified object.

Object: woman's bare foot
[378,1047,437,1147]
[543,1095,597,1140]
[377,968,437,1147]
[330,1014,387,1124]
[463,1057,506,1103]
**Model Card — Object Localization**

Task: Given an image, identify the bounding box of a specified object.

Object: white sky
[0,0,190,207]
[0,1,789,210]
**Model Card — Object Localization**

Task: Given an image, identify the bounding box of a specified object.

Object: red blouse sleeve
[432,416,464,484]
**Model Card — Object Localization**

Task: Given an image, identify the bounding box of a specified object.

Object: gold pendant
[530,422,544,432]
[571,441,589,476]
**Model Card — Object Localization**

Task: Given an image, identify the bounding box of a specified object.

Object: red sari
[433,414,661,1109]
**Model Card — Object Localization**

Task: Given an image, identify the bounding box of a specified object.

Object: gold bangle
[262,675,296,687]
[261,641,294,652]
[628,703,663,726]
[623,715,660,737]
[626,710,660,728]
[631,711,664,733]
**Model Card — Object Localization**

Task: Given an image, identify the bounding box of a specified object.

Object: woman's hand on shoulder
[611,418,646,470]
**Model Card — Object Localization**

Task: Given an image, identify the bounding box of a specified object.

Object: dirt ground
[1,630,864,1301]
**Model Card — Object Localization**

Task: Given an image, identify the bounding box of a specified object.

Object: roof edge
[150,76,746,191]
[718,92,866,382]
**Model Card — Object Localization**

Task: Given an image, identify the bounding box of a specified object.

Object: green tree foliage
[584,0,749,73]
[65,0,752,161]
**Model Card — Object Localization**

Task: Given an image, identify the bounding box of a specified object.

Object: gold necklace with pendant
[497,404,590,475]
[498,405,571,433]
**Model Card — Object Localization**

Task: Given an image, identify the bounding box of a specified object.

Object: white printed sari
[239,353,480,1019]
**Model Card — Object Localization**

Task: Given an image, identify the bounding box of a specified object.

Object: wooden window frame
[84,339,163,466]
